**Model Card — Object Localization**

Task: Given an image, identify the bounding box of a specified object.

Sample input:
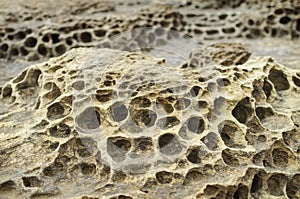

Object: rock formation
[0,46,300,198]
[0,0,300,199]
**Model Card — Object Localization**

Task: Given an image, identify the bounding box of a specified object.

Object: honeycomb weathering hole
[110,102,128,122]
[107,137,131,162]
[187,116,205,134]
[268,68,290,91]
[72,27,227,173]
[130,108,157,127]
[158,133,182,155]
[75,107,101,130]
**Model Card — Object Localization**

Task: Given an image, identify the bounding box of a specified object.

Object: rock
[0,47,299,198]
[1,0,300,198]
[0,0,300,64]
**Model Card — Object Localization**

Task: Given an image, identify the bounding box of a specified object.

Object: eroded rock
[0,47,299,198]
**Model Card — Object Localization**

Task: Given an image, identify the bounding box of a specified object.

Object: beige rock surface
[1,0,300,83]
[0,0,300,199]
[0,46,300,198]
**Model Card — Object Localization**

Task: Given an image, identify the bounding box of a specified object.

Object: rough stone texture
[1,0,300,83]
[0,46,300,199]
[1,0,300,199]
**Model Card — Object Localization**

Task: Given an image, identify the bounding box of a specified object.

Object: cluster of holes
[252,141,296,169]
[250,170,300,198]
[199,183,249,198]
[1,1,300,61]
[0,9,187,60]
[2,5,300,199]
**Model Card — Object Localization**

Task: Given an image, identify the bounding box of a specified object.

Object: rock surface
[1,0,300,83]
[0,47,300,198]
[0,0,300,199]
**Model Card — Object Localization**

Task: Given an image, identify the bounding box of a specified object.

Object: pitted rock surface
[1,0,300,85]
[0,47,300,198]
[1,0,300,199]
[0,0,300,62]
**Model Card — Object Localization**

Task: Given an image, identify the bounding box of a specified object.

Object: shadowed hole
[190,85,201,97]
[43,162,64,177]
[158,133,182,155]
[2,86,12,98]
[24,37,37,48]
[0,180,16,191]
[80,163,96,175]
[174,98,191,110]
[107,137,131,162]
[134,137,153,152]
[22,176,42,187]
[75,107,101,130]
[263,79,272,98]
[251,174,262,193]
[279,16,291,24]
[110,102,128,122]
[267,174,287,196]
[255,106,274,121]
[94,29,106,37]
[15,31,26,40]
[187,116,205,134]
[183,169,203,185]
[296,19,300,31]
[268,68,289,91]
[55,44,66,55]
[292,76,300,87]
[131,96,151,108]
[286,174,300,198]
[38,44,47,56]
[130,109,157,127]
[156,171,173,184]
[81,32,92,43]
[222,149,239,167]
[20,47,29,56]
[47,102,65,120]
[187,148,202,164]
[0,43,8,51]
[9,48,19,56]
[234,184,249,199]
[272,148,288,168]
[222,27,235,34]
[217,78,230,87]
[95,89,115,102]
[232,98,252,124]
[49,123,71,138]
[51,33,60,43]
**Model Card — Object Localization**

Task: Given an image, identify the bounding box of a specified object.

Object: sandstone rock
[0,47,299,198]
[1,0,300,198]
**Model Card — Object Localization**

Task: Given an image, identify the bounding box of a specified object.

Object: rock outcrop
[0,47,300,198]
[1,0,300,198]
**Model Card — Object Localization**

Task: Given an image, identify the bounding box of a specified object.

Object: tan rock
[0,47,299,198]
